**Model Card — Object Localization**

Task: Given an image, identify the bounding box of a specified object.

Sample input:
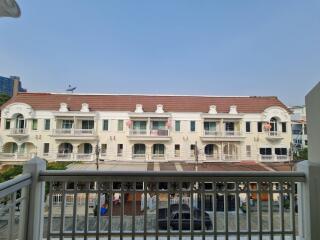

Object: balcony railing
[3,158,320,240]
[265,131,283,138]
[129,129,170,137]
[260,155,289,162]
[8,128,28,135]
[56,153,94,161]
[203,130,243,137]
[52,128,96,136]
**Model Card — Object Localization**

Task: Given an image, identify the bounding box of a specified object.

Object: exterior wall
[290,106,308,150]
[0,76,26,97]
[0,102,292,162]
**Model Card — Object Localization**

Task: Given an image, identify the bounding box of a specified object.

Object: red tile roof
[1,92,290,113]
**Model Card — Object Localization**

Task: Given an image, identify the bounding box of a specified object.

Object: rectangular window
[101,144,107,155]
[190,121,196,132]
[305,140,308,146]
[175,121,180,132]
[32,119,38,130]
[225,122,235,131]
[304,124,307,134]
[118,120,124,131]
[133,121,147,130]
[62,120,74,129]
[5,119,10,129]
[275,148,287,155]
[257,122,263,132]
[246,122,251,132]
[204,122,216,132]
[246,145,251,157]
[259,148,272,155]
[152,121,166,130]
[190,144,195,157]
[103,120,108,131]
[175,144,180,157]
[82,120,94,129]
[281,122,287,133]
[43,143,50,154]
[44,119,50,130]
[117,144,123,156]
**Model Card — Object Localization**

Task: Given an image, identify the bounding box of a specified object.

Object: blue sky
[0,0,319,106]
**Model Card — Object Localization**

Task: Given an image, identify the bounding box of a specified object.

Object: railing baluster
[224,183,228,240]
[47,182,53,240]
[60,182,66,240]
[72,182,78,240]
[201,182,205,240]
[190,181,194,240]
[156,182,159,240]
[167,186,170,240]
[236,182,240,240]
[120,182,124,240]
[179,181,182,240]
[258,182,263,240]
[246,181,251,240]
[280,182,285,240]
[268,182,274,240]
[96,182,101,240]
[291,181,296,239]
[213,182,217,240]
[144,181,147,240]
[84,188,89,240]
[132,182,136,240]
[8,192,16,240]
[108,182,112,240]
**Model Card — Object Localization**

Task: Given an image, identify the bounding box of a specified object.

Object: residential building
[0,75,26,97]
[0,92,292,162]
[290,105,308,150]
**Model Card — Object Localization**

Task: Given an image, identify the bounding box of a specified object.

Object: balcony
[55,153,95,161]
[7,128,28,137]
[201,130,245,141]
[1,158,315,240]
[265,131,284,141]
[128,129,171,141]
[259,155,289,162]
[51,128,97,140]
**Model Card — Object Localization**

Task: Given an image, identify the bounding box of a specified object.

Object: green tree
[294,148,308,161]
[0,93,11,106]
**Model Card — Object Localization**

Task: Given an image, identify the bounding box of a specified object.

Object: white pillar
[296,82,320,240]
[23,157,46,240]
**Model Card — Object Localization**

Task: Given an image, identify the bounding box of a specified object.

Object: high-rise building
[0,76,27,97]
[290,105,308,150]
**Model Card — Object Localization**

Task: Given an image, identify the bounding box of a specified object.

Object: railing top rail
[0,173,32,198]
[39,170,305,182]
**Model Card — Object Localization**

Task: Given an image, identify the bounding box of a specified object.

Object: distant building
[290,105,308,150]
[0,92,292,162]
[0,76,26,97]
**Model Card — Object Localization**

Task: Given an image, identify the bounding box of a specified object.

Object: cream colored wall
[0,104,292,162]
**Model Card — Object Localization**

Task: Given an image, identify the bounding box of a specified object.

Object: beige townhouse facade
[0,93,292,163]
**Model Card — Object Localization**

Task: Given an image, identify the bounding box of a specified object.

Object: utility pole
[95,141,100,171]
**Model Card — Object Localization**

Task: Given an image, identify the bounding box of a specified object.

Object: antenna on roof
[66,85,77,93]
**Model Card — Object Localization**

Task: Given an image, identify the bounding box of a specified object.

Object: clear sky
[0,0,319,106]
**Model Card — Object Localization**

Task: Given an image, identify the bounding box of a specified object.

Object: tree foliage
[0,93,11,106]
[294,148,308,161]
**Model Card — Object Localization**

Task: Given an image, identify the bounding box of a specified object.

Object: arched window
[133,144,146,155]
[15,114,25,129]
[153,144,165,155]
[270,117,277,132]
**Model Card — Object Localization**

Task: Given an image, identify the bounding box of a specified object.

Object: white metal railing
[0,173,32,240]
[0,152,34,161]
[276,155,289,161]
[224,130,243,137]
[150,129,169,136]
[204,154,221,161]
[129,129,148,135]
[266,131,282,137]
[40,168,305,239]
[203,130,221,136]
[52,128,95,136]
[260,155,274,161]
[75,153,94,161]
[132,153,146,159]
[9,128,28,135]
[151,153,166,159]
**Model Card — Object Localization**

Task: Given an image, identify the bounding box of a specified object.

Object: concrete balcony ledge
[7,128,28,136]
[51,128,98,140]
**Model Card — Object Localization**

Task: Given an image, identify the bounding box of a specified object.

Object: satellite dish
[66,85,77,93]
[0,0,21,18]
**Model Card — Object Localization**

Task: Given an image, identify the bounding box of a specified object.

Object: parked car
[158,204,212,230]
